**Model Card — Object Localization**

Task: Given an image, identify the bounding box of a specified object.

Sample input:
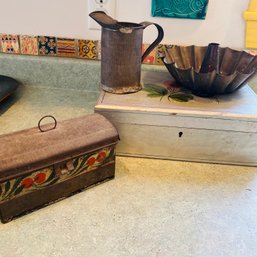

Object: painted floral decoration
[144,80,194,102]
[0,147,115,202]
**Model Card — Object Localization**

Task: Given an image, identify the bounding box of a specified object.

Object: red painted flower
[87,157,96,166]
[34,173,47,184]
[97,151,106,162]
[21,178,34,189]
[163,80,181,89]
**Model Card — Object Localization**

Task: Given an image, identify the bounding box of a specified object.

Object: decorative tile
[0,34,20,54]
[142,44,156,64]
[20,35,38,55]
[57,38,78,57]
[78,40,98,59]
[38,36,57,56]
[97,40,101,60]
[0,32,177,67]
[155,44,165,65]
[155,44,173,65]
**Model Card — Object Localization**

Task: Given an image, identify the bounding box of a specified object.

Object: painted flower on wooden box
[152,0,209,20]
[144,80,194,102]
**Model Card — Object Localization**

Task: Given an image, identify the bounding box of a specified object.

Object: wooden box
[95,70,257,166]
[0,114,119,223]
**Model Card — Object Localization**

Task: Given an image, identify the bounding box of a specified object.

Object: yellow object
[244,0,257,48]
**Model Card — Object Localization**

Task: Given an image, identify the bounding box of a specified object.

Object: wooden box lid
[0,114,119,180]
[95,70,257,132]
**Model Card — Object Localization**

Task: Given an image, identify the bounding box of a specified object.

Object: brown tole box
[0,114,119,223]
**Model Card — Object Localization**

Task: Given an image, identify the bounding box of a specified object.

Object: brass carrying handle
[38,115,57,132]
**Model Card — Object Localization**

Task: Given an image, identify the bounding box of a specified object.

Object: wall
[0,0,249,49]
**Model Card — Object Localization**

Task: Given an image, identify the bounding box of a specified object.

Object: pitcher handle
[140,22,164,62]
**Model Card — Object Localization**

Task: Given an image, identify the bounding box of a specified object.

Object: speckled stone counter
[0,54,101,90]
[0,54,101,134]
[0,54,257,257]
[0,85,99,134]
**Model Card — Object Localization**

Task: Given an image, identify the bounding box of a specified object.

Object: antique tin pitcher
[89,11,164,94]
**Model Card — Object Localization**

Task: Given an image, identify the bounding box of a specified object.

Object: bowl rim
[161,44,257,76]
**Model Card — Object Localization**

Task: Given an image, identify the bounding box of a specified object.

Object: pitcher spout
[89,11,119,29]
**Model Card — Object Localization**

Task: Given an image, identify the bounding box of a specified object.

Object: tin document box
[0,114,119,223]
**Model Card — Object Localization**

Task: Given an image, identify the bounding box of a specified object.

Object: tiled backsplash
[0,34,167,65]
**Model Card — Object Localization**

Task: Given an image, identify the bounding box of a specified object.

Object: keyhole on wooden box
[178,132,183,138]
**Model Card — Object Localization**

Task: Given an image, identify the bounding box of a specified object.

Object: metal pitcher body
[89,11,164,94]
[101,23,144,94]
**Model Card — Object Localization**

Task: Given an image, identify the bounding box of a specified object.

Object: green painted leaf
[13,185,25,196]
[44,177,59,187]
[73,157,79,169]
[103,148,115,165]
[73,156,89,175]
[75,166,88,175]
[169,93,194,102]
[44,169,56,184]
[4,181,11,195]
[7,175,28,197]
[145,92,159,97]
[185,94,194,100]
[144,84,168,97]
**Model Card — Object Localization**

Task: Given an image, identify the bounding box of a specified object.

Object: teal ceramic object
[152,0,209,20]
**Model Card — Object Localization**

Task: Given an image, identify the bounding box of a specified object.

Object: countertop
[0,54,257,257]
[0,84,99,134]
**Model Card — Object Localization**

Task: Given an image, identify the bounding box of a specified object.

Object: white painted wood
[95,110,257,133]
[116,123,257,166]
[95,71,257,166]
